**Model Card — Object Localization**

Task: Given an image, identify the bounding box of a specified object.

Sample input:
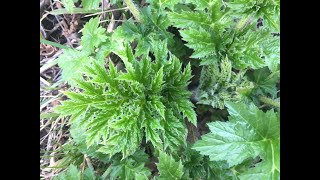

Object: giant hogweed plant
[56,40,196,158]
[49,0,280,179]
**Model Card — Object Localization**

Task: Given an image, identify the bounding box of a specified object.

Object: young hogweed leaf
[193,102,280,180]
[81,17,108,54]
[247,67,280,98]
[56,40,195,158]
[120,6,174,57]
[228,27,279,71]
[56,49,93,86]
[61,0,75,12]
[197,57,254,109]
[104,149,151,180]
[157,151,184,180]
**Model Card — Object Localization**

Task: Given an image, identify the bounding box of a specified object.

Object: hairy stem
[124,0,142,22]
[259,96,280,108]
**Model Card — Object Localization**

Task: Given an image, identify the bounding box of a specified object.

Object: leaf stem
[124,0,142,22]
[259,96,280,108]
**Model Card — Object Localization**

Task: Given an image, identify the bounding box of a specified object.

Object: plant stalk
[124,0,142,22]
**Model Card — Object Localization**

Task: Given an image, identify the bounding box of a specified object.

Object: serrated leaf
[81,17,108,54]
[106,153,151,180]
[56,40,194,158]
[168,11,212,29]
[157,151,184,179]
[179,28,215,58]
[193,102,280,179]
[57,49,92,86]
[61,0,75,12]
[151,67,164,93]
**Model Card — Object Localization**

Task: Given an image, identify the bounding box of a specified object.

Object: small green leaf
[81,17,108,54]
[157,151,184,179]
[61,0,75,12]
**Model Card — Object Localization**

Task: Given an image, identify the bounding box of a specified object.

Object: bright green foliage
[157,151,184,179]
[53,165,81,180]
[121,6,174,56]
[227,26,280,70]
[82,0,100,10]
[193,102,280,179]
[50,0,280,179]
[146,0,181,10]
[103,149,151,180]
[197,57,254,109]
[81,17,108,54]
[182,145,207,179]
[168,0,228,60]
[168,0,280,70]
[226,0,280,32]
[55,40,196,159]
[56,49,93,86]
[53,165,99,180]
[61,0,75,12]
[260,35,280,72]
[57,17,107,86]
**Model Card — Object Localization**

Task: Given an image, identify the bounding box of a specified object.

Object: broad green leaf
[193,102,280,179]
[179,28,215,58]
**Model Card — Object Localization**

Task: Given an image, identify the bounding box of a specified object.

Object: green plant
[43,0,280,179]
[193,102,280,179]
[56,39,196,158]
[196,57,254,109]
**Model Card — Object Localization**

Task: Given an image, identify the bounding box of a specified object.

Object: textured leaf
[197,58,253,109]
[56,49,92,86]
[179,28,215,59]
[61,0,75,12]
[106,150,151,180]
[226,0,280,32]
[248,67,280,98]
[81,17,108,54]
[168,11,212,29]
[157,151,184,179]
[56,41,195,158]
[193,102,280,179]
